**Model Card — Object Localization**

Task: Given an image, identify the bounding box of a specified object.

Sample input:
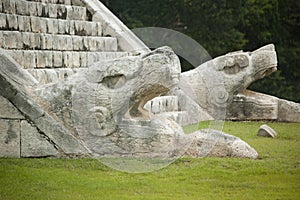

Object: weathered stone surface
[144,96,179,114]
[175,44,278,123]
[90,4,149,54]
[3,0,16,14]
[7,14,18,30]
[23,51,36,68]
[30,46,258,159]
[15,0,29,15]
[18,16,31,32]
[0,119,20,158]
[278,99,300,122]
[227,90,278,121]
[0,14,6,29]
[34,47,184,157]
[31,16,47,33]
[0,51,90,156]
[156,111,189,126]
[0,95,24,119]
[257,124,277,138]
[185,129,258,159]
[21,120,58,157]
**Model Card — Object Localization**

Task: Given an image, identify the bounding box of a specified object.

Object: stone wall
[0,0,148,158]
[0,0,130,70]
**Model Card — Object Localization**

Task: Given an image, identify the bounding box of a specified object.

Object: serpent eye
[223,64,241,74]
[102,74,126,89]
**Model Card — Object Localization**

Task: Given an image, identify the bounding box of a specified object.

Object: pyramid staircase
[0,0,148,84]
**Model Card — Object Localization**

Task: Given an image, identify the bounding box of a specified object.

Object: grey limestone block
[34,113,90,155]
[40,18,49,33]
[15,0,29,15]
[72,35,84,50]
[28,2,37,16]
[79,52,87,67]
[21,120,58,157]
[0,95,24,119]
[30,33,41,49]
[226,90,279,121]
[63,51,73,67]
[72,52,80,68]
[3,0,16,14]
[0,119,20,158]
[40,34,54,50]
[48,4,58,18]
[18,16,31,32]
[186,129,258,159]
[36,51,53,68]
[86,37,104,51]
[36,2,43,16]
[52,35,73,50]
[36,51,47,68]
[74,20,92,36]
[47,18,59,34]
[1,31,22,49]
[257,124,277,138]
[7,14,18,30]
[0,13,6,29]
[278,99,300,122]
[65,0,72,4]
[69,20,75,35]
[58,19,74,35]
[30,17,40,33]
[31,16,47,33]
[57,4,67,19]
[22,32,31,49]
[93,22,103,36]
[86,52,97,65]
[0,32,3,47]
[7,50,24,67]
[66,6,86,21]
[57,19,67,34]
[104,37,118,51]
[23,51,36,68]
[53,51,63,67]
[71,0,85,6]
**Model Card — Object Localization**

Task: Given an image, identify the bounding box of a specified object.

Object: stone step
[0,31,117,51]
[144,96,180,114]
[156,111,189,126]
[6,50,129,68]
[25,0,84,6]
[27,68,79,84]
[2,0,88,21]
[0,13,102,36]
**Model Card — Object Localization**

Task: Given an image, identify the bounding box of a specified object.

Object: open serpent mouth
[125,85,170,120]
[256,65,277,79]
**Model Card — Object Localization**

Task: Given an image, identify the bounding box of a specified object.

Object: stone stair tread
[27,68,79,84]
[155,111,189,126]
[145,96,180,113]
[0,31,117,52]
[6,50,129,68]
[25,0,84,6]
[0,13,102,36]
[2,0,88,21]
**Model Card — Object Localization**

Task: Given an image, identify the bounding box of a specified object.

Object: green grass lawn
[0,121,299,200]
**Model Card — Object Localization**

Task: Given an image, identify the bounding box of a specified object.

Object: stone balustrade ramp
[0,50,91,157]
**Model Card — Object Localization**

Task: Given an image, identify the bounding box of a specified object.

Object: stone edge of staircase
[82,0,150,54]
